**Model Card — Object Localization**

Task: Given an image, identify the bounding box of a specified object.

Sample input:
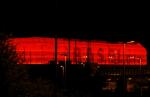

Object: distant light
[130,56,135,59]
[127,41,135,43]
[85,56,87,58]
[107,78,111,81]
[81,63,85,67]
[81,62,85,65]
[148,78,150,81]
[110,73,120,76]
[60,65,64,68]
[109,56,113,59]
[128,77,132,80]
[83,56,88,58]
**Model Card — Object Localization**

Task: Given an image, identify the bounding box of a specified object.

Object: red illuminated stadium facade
[9,37,147,66]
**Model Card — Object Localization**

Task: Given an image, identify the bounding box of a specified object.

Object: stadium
[8,36,150,95]
[9,37,147,65]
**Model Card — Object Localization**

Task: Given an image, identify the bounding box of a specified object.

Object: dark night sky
[2,9,149,48]
[2,1,150,64]
[3,23,149,46]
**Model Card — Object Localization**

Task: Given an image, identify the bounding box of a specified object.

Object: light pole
[136,57,142,74]
[138,57,142,96]
[64,55,67,81]
[24,47,25,64]
[60,53,67,79]
[30,49,31,64]
[123,43,125,74]
[140,58,142,71]
[60,53,68,91]
[123,43,126,95]
[109,56,113,64]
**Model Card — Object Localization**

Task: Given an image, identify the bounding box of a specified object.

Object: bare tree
[0,33,92,97]
[0,33,28,97]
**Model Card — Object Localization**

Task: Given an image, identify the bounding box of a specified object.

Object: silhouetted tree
[0,33,94,97]
[0,33,28,97]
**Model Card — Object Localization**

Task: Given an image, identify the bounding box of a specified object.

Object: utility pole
[55,36,57,64]
[41,44,42,64]
[64,55,67,81]
[139,58,142,96]
[123,43,126,96]
[87,40,90,63]
[30,49,31,64]
[62,53,67,92]
[68,38,70,63]
[24,47,25,64]
[75,40,77,64]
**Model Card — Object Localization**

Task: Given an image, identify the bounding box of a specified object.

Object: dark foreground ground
[3,64,150,97]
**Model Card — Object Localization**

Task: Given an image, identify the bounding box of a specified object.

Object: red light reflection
[9,37,147,65]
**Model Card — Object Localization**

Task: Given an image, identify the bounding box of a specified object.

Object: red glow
[9,37,147,65]
[10,37,55,64]
[75,40,88,64]
[57,38,69,62]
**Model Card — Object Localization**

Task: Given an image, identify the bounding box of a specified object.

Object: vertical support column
[74,39,77,64]
[68,38,70,62]
[30,49,31,64]
[123,43,125,66]
[55,36,57,64]
[24,47,25,64]
[87,40,89,63]
[41,43,42,64]
[123,43,126,95]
